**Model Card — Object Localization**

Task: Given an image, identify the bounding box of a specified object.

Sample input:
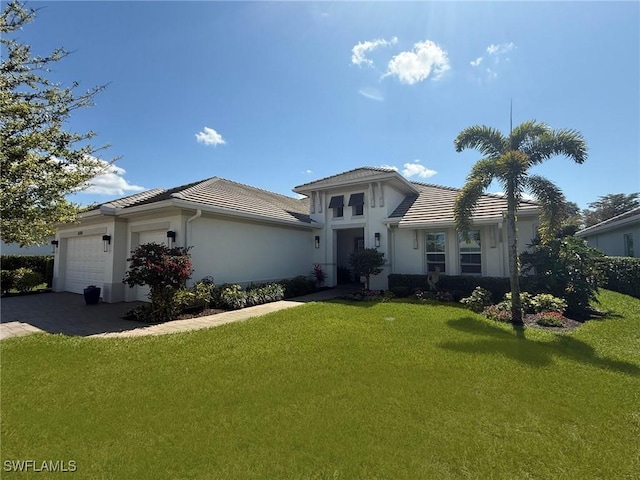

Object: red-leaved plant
[123,243,193,322]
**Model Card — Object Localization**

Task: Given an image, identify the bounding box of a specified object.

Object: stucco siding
[583,225,640,257]
[189,215,312,286]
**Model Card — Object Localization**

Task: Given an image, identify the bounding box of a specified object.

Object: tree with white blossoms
[1,1,113,245]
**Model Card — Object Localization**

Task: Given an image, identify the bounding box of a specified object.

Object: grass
[1,290,638,479]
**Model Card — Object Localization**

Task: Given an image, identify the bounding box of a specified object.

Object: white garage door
[136,231,168,302]
[64,235,106,294]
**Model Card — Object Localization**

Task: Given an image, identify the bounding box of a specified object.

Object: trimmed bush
[599,257,640,298]
[460,287,493,313]
[279,276,317,299]
[389,274,520,301]
[13,268,44,293]
[1,270,16,294]
[213,283,285,310]
[1,255,54,286]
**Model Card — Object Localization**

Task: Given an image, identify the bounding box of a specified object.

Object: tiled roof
[294,167,399,191]
[390,183,539,227]
[576,206,640,237]
[89,178,312,225]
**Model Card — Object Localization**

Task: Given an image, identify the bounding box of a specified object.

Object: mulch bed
[175,308,226,320]
[521,313,583,332]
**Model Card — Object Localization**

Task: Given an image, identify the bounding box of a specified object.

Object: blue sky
[19,1,640,209]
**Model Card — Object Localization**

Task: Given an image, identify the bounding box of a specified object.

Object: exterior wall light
[102,235,111,253]
[166,230,176,247]
[374,232,381,248]
[51,240,59,253]
[315,235,320,248]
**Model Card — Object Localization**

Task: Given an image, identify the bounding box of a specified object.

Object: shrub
[460,287,493,312]
[278,276,317,298]
[215,284,247,310]
[534,311,565,328]
[245,283,285,307]
[521,237,604,317]
[1,270,16,294]
[483,304,513,323]
[312,264,326,285]
[389,274,521,302]
[531,293,567,314]
[122,243,193,322]
[13,268,44,292]
[503,292,534,313]
[599,257,640,298]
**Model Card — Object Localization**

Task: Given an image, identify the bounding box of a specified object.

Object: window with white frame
[425,232,446,273]
[459,231,481,274]
[624,233,634,257]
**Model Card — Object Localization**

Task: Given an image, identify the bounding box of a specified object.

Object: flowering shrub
[312,264,326,285]
[534,311,565,327]
[531,294,567,314]
[123,243,193,322]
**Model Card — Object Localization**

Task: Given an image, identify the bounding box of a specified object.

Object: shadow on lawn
[439,317,640,377]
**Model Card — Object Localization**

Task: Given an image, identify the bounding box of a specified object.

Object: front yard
[1,290,638,479]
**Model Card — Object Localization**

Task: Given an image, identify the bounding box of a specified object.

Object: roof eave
[576,214,640,237]
[293,171,419,195]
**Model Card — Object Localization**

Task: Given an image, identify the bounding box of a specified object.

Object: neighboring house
[1,240,53,256]
[576,206,640,257]
[52,167,540,302]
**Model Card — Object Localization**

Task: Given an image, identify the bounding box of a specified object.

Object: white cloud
[487,42,515,56]
[379,164,399,171]
[82,160,146,196]
[470,56,483,67]
[382,40,450,85]
[303,169,313,174]
[358,87,384,101]
[195,127,226,146]
[401,161,437,179]
[486,68,498,80]
[351,37,398,67]
[489,191,536,202]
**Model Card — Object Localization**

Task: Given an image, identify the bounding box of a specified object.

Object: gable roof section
[576,206,640,237]
[293,167,419,194]
[88,177,312,225]
[390,183,539,228]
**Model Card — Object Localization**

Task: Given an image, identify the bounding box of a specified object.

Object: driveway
[0,288,354,340]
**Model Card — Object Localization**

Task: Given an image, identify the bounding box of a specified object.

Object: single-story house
[576,206,639,257]
[52,167,540,302]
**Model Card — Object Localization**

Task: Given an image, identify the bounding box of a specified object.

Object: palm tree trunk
[506,184,523,325]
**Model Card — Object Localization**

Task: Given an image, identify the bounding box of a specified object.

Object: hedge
[0,255,54,287]
[388,274,535,302]
[599,256,640,298]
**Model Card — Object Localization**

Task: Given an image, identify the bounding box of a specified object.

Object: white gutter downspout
[185,209,202,247]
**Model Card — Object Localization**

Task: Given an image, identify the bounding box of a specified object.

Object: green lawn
[1,290,638,479]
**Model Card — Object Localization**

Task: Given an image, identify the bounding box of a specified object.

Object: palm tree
[454,120,587,325]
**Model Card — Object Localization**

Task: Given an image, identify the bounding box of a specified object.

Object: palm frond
[508,120,550,150]
[526,175,565,242]
[454,177,490,240]
[525,128,588,165]
[454,125,506,157]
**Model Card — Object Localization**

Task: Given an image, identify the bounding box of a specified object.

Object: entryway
[336,227,365,285]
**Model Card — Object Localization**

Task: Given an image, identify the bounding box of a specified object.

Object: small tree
[349,248,385,291]
[123,243,193,322]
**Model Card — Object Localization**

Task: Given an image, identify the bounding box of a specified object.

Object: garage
[64,235,106,294]
[136,230,168,301]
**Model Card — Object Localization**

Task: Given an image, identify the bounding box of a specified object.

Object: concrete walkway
[0,287,353,340]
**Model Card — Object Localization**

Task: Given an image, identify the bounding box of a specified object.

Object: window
[425,232,446,273]
[328,195,344,218]
[348,193,365,216]
[459,231,481,274]
[624,233,634,257]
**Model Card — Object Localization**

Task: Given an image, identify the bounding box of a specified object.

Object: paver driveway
[0,288,353,340]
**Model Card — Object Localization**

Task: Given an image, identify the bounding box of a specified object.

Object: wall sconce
[166,230,176,247]
[102,235,111,252]
[314,235,320,249]
[374,232,381,248]
[51,240,59,254]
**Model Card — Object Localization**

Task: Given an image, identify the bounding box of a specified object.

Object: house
[576,207,640,257]
[1,240,53,256]
[52,167,540,302]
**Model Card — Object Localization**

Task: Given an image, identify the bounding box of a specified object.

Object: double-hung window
[348,193,365,216]
[328,195,344,218]
[459,231,481,274]
[425,232,446,273]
